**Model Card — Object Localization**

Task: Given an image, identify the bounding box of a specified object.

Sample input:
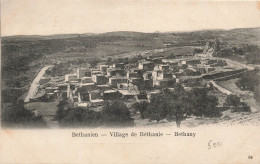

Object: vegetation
[214,47,234,57]
[235,71,260,104]
[134,84,221,127]
[55,99,102,127]
[1,100,47,128]
[55,99,133,127]
[224,95,251,112]
[133,101,149,119]
[128,55,143,64]
[215,44,260,64]
[165,53,176,59]
[89,58,101,68]
[236,71,260,92]
[193,48,203,54]
[192,88,221,118]
[243,45,260,64]
[46,62,70,77]
[57,107,102,127]
[2,28,259,127]
[106,57,112,65]
[101,100,134,126]
[254,86,260,105]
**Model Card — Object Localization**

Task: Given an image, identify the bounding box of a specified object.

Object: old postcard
[1,0,260,163]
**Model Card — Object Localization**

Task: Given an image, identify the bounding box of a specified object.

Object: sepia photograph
[1,0,260,163]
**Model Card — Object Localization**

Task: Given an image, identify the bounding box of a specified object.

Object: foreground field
[24,101,59,128]
[133,110,260,128]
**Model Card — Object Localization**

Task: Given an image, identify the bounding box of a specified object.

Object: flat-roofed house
[81,77,93,84]
[103,90,121,100]
[181,59,201,65]
[206,59,218,65]
[152,70,172,80]
[80,83,97,92]
[143,71,153,80]
[138,61,154,71]
[89,90,102,100]
[99,65,109,74]
[184,68,201,76]
[97,84,111,91]
[107,68,126,76]
[154,65,170,71]
[127,71,140,80]
[92,74,108,85]
[90,99,104,107]
[147,90,161,102]
[129,77,143,88]
[57,83,67,91]
[65,74,77,82]
[46,87,54,94]
[144,79,153,89]
[91,70,102,75]
[159,65,170,71]
[39,77,51,85]
[109,77,128,88]
[77,68,91,78]
[78,92,90,101]
[117,83,129,90]
[153,78,176,88]
[118,90,136,99]
[112,63,125,69]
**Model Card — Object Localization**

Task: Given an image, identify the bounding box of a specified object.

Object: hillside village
[34,44,247,113]
[2,30,259,128]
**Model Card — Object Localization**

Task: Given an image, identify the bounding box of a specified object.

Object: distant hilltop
[2,27,260,41]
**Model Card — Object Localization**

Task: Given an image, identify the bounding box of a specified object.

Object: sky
[1,0,260,36]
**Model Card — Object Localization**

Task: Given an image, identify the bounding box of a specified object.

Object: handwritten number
[248,155,253,159]
[208,140,222,150]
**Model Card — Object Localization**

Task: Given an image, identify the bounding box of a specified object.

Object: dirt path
[210,80,233,95]
[24,65,53,102]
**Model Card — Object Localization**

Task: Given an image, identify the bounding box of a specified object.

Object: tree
[133,101,149,119]
[1,99,47,128]
[240,102,251,112]
[236,71,260,91]
[55,98,68,121]
[106,57,112,65]
[101,100,133,126]
[203,95,221,118]
[144,83,193,127]
[123,57,129,64]
[89,58,100,68]
[214,47,233,57]
[55,99,102,127]
[142,84,221,127]
[115,58,124,63]
[232,47,244,56]
[166,53,175,59]
[224,94,251,112]
[192,88,221,118]
[168,84,194,127]
[224,94,241,112]
[144,94,172,122]
[57,107,102,127]
[243,45,260,64]
[129,55,143,64]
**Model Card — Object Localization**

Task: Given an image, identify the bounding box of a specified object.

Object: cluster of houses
[38,55,228,108]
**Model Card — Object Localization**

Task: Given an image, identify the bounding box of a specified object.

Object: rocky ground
[133,109,260,128]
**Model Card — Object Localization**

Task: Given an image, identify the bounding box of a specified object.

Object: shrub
[224,94,251,112]
[101,100,134,126]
